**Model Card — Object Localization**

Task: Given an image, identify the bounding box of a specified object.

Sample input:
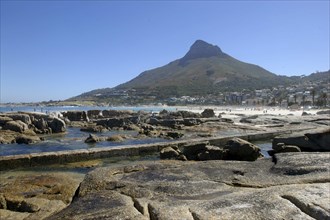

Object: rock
[80,125,108,133]
[305,129,330,150]
[107,135,125,142]
[15,134,41,144]
[197,145,224,160]
[0,130,18,144]
[85,134,101,143]
[166,131,184,139]
[63,111,89,121]
[273,129,330,151]
[272,143,301,154]
[201,108,215,118]
[239,115,258,123]
[182,141,210,160]
[183,118,202,126]
[48,118,66,133]
[96,118,126,129]
[3,120,29,133]
[87,110,102,119]
[316,109,330,115]
[49,153,330,220]
[33,118,48,130]
[6,113,32,124]
[223,138,262,161]
[0,173,82,219]
[0,116,13,126]
[102,110,134,118]
[160,147,180,159]
[301,111,310,116]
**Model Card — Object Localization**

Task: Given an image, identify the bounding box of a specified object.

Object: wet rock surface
[48,152,330,220]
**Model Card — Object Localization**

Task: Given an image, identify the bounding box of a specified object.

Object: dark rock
[316,110,330,115]
[15,134,41,144]
[166,131,184,139]
[223,138,262,161]
[32,118,48,130]
[201,109,215,118]
[85,134,100,143]
[48,118,66,133]
[87,110,102,119]
[182,141,210,160]
[183,118,202,126]
[273,143,301,153]
[273,129,330,151]
[63,111,88,122]
[96,118,126,129]
[305,129,330,150]
[301,112,310,116]
[197,145,224,160]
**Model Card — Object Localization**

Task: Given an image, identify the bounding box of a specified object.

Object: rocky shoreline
[0,108,329,219]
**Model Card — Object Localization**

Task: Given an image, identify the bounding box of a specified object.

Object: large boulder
[48,118,66,133]
[87,110,102,119]
[223,138,262,161]
[201,109,215,118]
[63,111,88,122]
[3,120,29,133]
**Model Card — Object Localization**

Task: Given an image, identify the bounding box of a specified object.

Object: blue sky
[1,1,329,103]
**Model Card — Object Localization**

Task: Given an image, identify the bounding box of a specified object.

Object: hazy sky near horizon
[1,1,329,103]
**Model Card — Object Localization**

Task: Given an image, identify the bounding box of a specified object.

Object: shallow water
[0,127,169,156]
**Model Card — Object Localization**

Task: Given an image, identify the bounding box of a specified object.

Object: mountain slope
[115,40,291,96]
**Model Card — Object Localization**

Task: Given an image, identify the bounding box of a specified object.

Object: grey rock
[223,138,262,161]
[160,147,180,159]
[201,108,215,118]
[49,153,330,220]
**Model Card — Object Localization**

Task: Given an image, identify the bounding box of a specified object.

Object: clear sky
[1,1,329,103]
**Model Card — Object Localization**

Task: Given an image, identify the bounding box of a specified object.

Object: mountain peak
[180,40,224,64]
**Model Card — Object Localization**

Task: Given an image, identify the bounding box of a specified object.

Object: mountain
[70,40,327,104]
[114,40,290,97]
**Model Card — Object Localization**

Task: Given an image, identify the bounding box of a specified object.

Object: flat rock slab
[49,152,330,220]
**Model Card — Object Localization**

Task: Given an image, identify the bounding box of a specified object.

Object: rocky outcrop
[48,153,330,220]
[0,112,67,144]
[0,172,83,220]
[62,111,88,122]
[273,129,330,151]
[223,138,263,161]
[201,108,215,118]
